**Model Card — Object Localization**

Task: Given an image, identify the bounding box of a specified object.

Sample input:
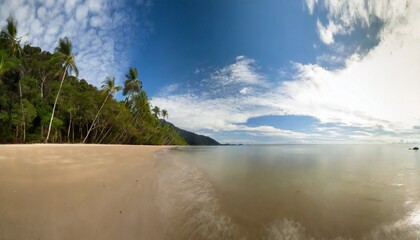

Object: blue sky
[132,0,318,95]
[2,0,420,144]
[131,0,383,95]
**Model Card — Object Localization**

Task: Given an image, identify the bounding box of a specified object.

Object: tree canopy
[0,18,186,145]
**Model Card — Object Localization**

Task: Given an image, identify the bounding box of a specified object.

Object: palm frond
[101,76,121,96]
[55,37,72,56]
[6,16,17,39]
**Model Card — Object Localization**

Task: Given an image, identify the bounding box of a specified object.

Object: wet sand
[0,144,168,240]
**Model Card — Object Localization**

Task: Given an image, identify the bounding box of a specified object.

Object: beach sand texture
[0,144,167,240]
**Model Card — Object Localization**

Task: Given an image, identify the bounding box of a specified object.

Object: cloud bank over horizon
[0,0,148,86]
[152,0,420,143]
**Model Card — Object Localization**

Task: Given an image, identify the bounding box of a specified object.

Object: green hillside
[0,17,186,145]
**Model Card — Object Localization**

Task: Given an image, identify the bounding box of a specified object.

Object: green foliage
[1,16,23,58]
[123,67,141,98]
[55,37,78,77]
[0,18,186,145]
[0,50,19,74]
[22,99,37,127]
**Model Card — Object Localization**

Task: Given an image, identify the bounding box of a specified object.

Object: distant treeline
[0,17,186,145]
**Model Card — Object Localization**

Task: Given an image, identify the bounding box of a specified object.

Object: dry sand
[0,144,168,240]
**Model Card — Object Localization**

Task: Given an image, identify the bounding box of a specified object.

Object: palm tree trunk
[79,125,83,141]
[163,136,171,145]
[156,119,164,129]
[19,82,26,143]
[83,94,109,143]
[40,77,45,99]
[99,126,112,144]
[40,79,45,141]
[117,109,142,143]
[67,112,72,143]
[113,108,138,143]
[15,125,19,143]
[45,70,67,143]
[95,122,108,143]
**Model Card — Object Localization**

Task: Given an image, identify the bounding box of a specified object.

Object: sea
[154,144,420,239]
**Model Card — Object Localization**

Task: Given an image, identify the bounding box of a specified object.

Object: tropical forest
[0,17,186,145]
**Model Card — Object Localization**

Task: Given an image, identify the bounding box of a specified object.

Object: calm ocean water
[155,145,420,239]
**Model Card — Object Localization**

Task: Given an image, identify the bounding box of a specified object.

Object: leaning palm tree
[45,37,78,143]
[122,67,141,104]
[83,77,121,143]
[112,68,142,143]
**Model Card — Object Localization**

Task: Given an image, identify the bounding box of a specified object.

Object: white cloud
[87,0,102,13]
[313,0,410,44]
[159,83,180,96]
[316,19,345,45]
[151,94,316,143]
[30,18,43,36]
[239,87,249,94]
[316,53,345,66]
[211,56,265,85]
[235,125,319,139]
[278,0,420,132]
[152,0,420,143]
[0,0,141,86]
[75,4,89,22]
[44,0,55,8]
[65,0,78,15]
[36,7,47,21]
[280,24,420,131]
[305,0,318,15]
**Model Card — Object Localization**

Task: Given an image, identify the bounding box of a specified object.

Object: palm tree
[109,67,142,142]
[1,17,26,142]
[152,106,161,118]
[0,16,23,57]
[45,37,78,143]
[161,109,168,119]
[122,67,141,104]
[83,77,121,143]
[156,109,168,129]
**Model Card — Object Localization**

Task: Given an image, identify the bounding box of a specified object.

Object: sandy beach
[0,144,168,240]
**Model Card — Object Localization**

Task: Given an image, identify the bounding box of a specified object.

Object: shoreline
[0,143,174,146]
[0,144,169,240]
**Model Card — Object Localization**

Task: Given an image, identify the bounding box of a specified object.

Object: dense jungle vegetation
[0,17,186,145]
